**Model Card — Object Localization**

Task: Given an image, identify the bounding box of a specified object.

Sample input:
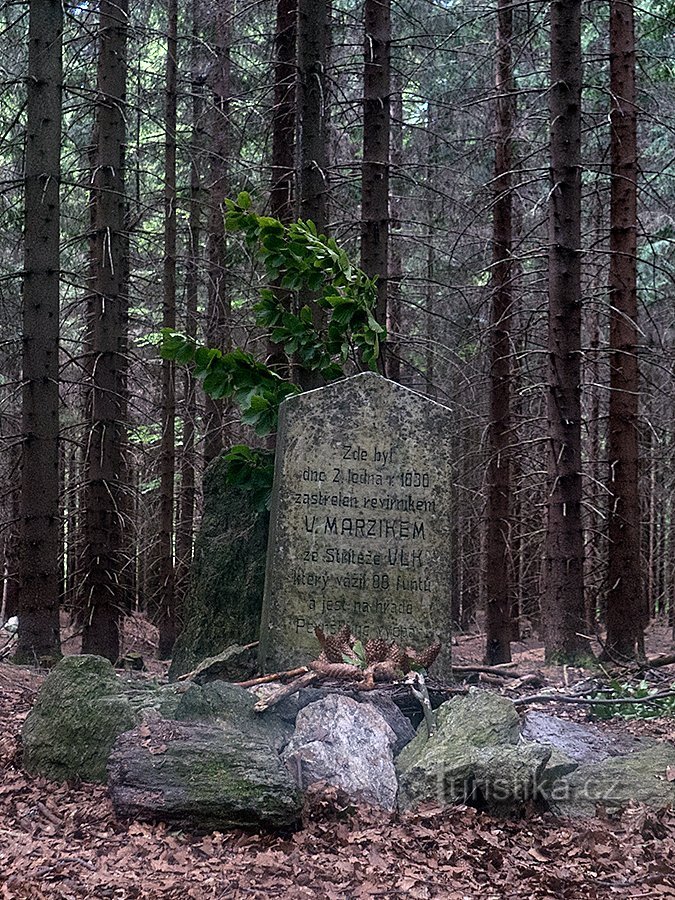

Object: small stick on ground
[253,671,319,712]
[452,662,519,678]
[236,666,309,688]
[514,690,675,708]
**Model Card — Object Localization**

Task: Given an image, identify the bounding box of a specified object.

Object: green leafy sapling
[161,194,384,507]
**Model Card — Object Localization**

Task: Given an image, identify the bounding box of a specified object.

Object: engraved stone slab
[259,372,453,678]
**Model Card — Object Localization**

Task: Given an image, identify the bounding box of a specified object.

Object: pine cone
[385,642,406,671]
[406,641,442,671]
[335,624,353,646]
[310,659,362,679]
[365,638,390,663]
[315,625,352,662]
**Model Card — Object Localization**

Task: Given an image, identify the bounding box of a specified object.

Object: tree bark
[157,0,178,658]
[542,0,590,662]
[296,0,329,391]
[298,0,328,232]
[16,0,63,663]
[176,0,204,606]
[604,0,642,660]
[81,0,130,663]
[203,1,232,465]
[361,0,391,347]
[388,80,402,383]
[485,0,514,666]
[266,0,297,385]
[270,0,297,225]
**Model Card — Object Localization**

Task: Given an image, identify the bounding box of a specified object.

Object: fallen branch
[0,633,17,660]
[176,641,259,682]
[505,673,543,692]
[644,652,675,670]
[452,662,519,678]
[235,666,309,688]
[408,673,435,737]
[479,673,506,687]
[253,671,319,712]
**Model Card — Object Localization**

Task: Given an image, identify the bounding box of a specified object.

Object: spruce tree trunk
[542,0,590,662]
[270,0,297,224]
[604,0,642,659]
[81,0,129,663]
[298,0,328,232]
[157,0,178,658]
[485,0,514,665]
[203,2,232,465]
[361,0,390,348]
[16,0,63,663]
[266,0,297,384]
[296,0,329,390]
[388,81,403,383]
[176,0,203,606]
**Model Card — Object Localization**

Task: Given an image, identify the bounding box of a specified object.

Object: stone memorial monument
[259,372,454,678]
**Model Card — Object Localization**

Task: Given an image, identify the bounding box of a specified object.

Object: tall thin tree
[361,0,391,348]
[298,0,328,232]
[296,0,329,390]
[176,0,204,601]
[203,1,232,465]
[270,0,297,225]
[81,0,130,662]
[157,0,178,657]
[542,0,590,662]
[16,0,64,662]
[605,0,642,659]
[485,0,514,665]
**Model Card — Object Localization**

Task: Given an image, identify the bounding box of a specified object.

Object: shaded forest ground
[2,621,675,899]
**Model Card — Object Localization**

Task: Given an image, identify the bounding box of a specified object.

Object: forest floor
[2,618,675,899]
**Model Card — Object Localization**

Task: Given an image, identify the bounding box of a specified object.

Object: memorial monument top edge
[279,371,453,415]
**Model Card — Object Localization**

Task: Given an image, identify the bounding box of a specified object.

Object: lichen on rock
[169,453,269,681]
[22,655,138,783]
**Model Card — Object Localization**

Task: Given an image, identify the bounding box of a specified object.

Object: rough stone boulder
[174,681,292,751]
[282,694,399,810]
[108,713,302,831]
[521,710,658,787]
[546,743,675,818]
[22,655,180,783]
[273,687,416,756]
[396,690,550,813]
[169,453,269,680]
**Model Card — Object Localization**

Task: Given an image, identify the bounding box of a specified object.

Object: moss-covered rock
[22,655,138,783]
[397,690,549,812]
[174,681,292,751]
[21,655,190,783]
[169,453,269,680]
[108,715,302,831]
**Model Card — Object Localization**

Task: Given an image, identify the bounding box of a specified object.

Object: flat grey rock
[522,711,652,764]
[548,744,675,817]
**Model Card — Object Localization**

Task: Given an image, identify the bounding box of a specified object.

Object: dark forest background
[1,0,674,668]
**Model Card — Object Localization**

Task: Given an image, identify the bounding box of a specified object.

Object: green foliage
[162,197,383,505]
[225,193,384,373]
[342,640,367,669]
[224,445,275,511]
[591,679,675,720]
[161,335,300,437]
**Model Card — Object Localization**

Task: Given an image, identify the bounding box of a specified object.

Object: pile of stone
[21,655,675,831]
